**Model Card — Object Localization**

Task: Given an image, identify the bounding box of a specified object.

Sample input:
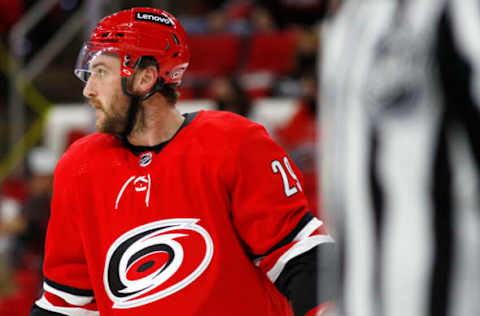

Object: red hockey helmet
[74,7,190,86]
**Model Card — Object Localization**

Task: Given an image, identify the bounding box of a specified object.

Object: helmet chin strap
[120,76,165,137]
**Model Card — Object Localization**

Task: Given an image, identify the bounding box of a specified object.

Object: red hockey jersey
[32,110,332,315]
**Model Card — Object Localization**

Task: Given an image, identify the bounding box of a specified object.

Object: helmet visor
[74,42,122,82]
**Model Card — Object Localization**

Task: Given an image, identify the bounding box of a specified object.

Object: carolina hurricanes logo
[103,218,214,309]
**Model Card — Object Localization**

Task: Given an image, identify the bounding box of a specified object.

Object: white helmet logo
[135,12,174,26]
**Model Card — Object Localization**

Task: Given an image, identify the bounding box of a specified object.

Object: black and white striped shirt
[320,1,480,315]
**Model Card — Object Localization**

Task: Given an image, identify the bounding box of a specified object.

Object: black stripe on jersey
[336,230,347,316]
[30,305,67,316]
[429,105,454,316]
[369,126,385,256]
[437,8,480,174]
[120,111,199,156]
[248,211,314,260]
[45,278,94,297]
[274,243,337,316]
[430,8,464,316]
[368,124,385,316]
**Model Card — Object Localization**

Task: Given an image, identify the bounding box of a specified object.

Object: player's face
[83,53,130,134]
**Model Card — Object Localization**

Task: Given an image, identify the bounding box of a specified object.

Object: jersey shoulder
[189,110,280,163]
[193,110,266,139]
[55,133,120,176]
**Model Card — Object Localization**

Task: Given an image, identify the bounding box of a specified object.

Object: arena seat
[240,29,300,99]
[243,29,299,76]
[0,268,41,316]
[186,33,243,79]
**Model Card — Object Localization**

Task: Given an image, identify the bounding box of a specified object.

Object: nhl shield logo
[139,152,152,167]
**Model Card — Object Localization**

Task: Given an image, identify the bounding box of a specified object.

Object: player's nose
[83,77,96,98]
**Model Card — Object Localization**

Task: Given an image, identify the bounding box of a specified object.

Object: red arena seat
[240,29,300,99]
[243,29,299,76]
[187,33,243,79]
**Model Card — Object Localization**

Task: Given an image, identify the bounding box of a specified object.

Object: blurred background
[0,0,335,314]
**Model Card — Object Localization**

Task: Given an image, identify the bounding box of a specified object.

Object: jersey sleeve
[30,153,99,316]
[229,123,335,315]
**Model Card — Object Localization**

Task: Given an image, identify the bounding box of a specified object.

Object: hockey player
[29,7,334,316]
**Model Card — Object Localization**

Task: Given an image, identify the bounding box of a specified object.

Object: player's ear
[134,66,158,94]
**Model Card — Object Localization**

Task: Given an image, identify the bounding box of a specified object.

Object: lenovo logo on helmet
[135,12,174,26]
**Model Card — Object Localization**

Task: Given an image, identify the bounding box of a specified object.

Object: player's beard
[92,96,129,134]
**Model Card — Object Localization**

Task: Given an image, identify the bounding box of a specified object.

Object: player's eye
[96,68,106,78]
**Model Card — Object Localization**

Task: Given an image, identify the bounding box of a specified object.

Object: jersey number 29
[271,157,302,197]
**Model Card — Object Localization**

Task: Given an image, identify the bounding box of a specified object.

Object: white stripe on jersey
[44,281,94,306]
[254,217,324,268]
[293,218,323,242]
[35,295,99,316]
[267,235,334,283]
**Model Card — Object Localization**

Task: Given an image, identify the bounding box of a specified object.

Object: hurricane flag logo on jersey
[104,218,214,309]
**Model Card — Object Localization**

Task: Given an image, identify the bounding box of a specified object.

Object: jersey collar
[118,111,198,156]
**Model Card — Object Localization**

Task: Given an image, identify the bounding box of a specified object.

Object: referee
[320,1,480,316]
